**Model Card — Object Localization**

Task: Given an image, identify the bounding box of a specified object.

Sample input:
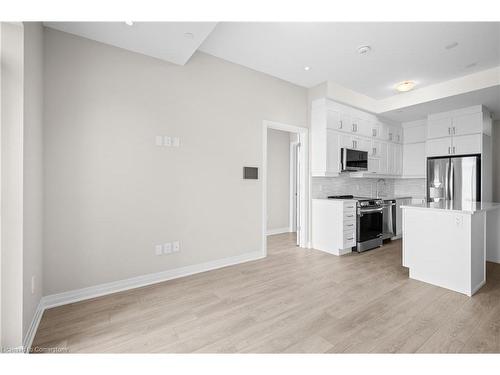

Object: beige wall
[43,28,307,295]
[1,22,24,348]
[23,22,43,342]
[266,129,290,232]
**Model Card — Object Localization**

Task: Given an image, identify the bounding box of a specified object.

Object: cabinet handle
[373,147,376,155]
[453,127,456,134]
[453,146,456,154]
[339,120,343,129]
[346,224,354,227]
[448,127,451,135]
[346,214,354,217]
[389,133,393,141]
[448,146,451,154]
[372,129,377,137]
[347,237,354,241]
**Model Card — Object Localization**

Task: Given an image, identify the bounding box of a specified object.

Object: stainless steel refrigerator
[427,155,481,203]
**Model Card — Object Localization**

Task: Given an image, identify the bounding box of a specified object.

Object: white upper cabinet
[311,98,406,177]
[402,120,427,177]
[426,105,491,158]
[452,112,483,136]
[428,105,490,140]
[427,117,453,139]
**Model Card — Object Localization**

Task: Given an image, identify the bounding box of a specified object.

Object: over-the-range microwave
[341,148,368,172]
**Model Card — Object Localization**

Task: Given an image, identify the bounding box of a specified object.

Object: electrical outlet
[163,136,172,147]
[172,241,180,252]
[31,276,36,294]
[172,137,180,147]
[163,242,172,254]
[155,135,163,146]
[155,244,163,256]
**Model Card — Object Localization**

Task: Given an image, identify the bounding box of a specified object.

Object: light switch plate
[155,244,163,256]
[163,136,172,147]
[173,241,180,252]
[164,242,172,254]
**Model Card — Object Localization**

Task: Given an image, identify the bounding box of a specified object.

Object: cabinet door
[452,134,482,156]
[428,117,453,139]
[426,137,452,157]
[452,112,482,136]
[387,143,395,174]
[402,142,426,177]
[370,140,381,157]
[395,144,403,175]
[339,133,354,149]
[379,142,388,174]
[357,138,371,152]
[327,109,345,131]
[368,157,380,174]
[371,123,381,138]
[326,129,341,173]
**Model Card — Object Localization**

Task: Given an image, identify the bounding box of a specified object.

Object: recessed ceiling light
[304,66,311,71]
[445,42,459,50]
[125,21,134,26]
[184,32,194,39]
[395,81,416,92]
[357,45,372,55]
[465,62,477,69]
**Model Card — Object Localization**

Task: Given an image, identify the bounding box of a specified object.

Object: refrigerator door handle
[449,159,454,201]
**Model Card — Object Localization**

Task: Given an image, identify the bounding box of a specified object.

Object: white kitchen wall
[311,176,395,199]
[393,179,426,199]
[43,28,307,295]
[312,176,426,200]
[266,129,290,233]
[493,120,500,202]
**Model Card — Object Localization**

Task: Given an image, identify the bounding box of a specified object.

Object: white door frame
[262,120,309,256]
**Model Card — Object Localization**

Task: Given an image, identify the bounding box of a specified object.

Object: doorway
[262,121,309,256]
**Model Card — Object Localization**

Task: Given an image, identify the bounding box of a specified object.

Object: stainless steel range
[328,195,384,252]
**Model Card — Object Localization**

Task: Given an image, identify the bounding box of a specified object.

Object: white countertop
[313,196,413,202]
[401,200,500,214]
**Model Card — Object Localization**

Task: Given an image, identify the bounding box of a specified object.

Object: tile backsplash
[312,176,426,199]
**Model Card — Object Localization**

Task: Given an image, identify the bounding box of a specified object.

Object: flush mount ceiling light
[395,80,416,92]
[125,21,134,26]
[357,45,372,55]
[445,41,459,50]
[304,66,311,71]
[184,32,194,39]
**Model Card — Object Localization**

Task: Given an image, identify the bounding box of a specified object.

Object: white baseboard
[41,250,264,310]
[266,227,291,236]
[22,300,45,352]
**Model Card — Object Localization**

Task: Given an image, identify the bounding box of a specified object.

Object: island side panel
[486,208,500,263]
[470,212,486,294]
[403,208,471,295]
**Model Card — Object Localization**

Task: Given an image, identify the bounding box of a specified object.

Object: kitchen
[310,98,500,296]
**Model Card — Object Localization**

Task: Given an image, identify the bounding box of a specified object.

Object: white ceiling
[43,22,500,121]
[199,22,500,98]
[44,22,217,65]
[380,85,500,122]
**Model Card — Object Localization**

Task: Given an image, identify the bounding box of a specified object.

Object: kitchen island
[401,201,500,296]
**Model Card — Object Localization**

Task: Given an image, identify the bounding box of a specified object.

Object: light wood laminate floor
[32,233,500,353]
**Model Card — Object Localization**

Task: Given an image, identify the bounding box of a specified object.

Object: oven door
[341,148,368,171]
[357,208,383,243]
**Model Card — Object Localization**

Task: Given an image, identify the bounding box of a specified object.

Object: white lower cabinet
[312,199,356,255]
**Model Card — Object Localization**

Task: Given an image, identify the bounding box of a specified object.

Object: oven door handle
[358,207,383,214]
